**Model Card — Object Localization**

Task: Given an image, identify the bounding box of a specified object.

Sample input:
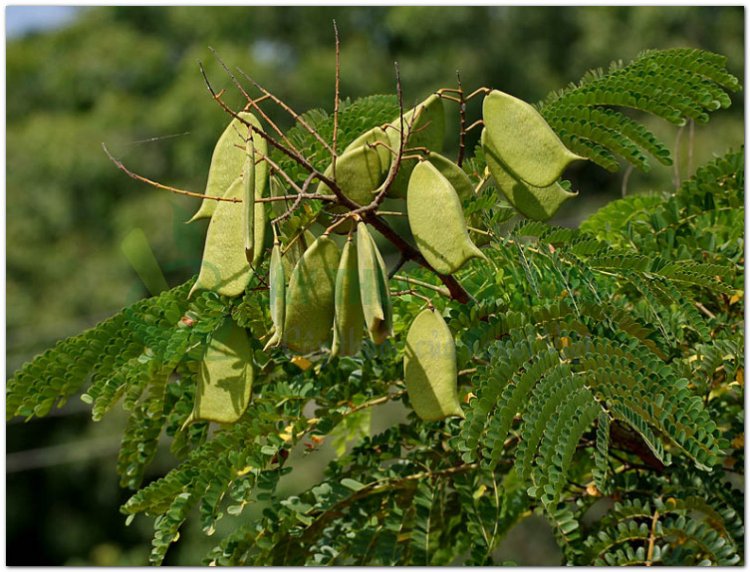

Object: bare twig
[102,143,240,203]
[272,172,317,225]
[348,61,408,217]
[200,63,354,208]
[332,20,341,177]
[392,274,451,298]
[202,56,300,155]
[236,66,335,156]
[456,70,467,167]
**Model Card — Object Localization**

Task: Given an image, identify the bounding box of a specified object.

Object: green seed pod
[356,222,392,345]
[189,112,267,222]
[317,144,388,206]
[189,177,251,298]
[407,161,485,275]
[386,94,446,199]
[331,237,365,357]
[345,125,393,171]
[186,317,253,425]
[482,130,577,221]
[243,136,255,264]
[482,89,583,188]
[283,235,340,354]
[317,143,389,234]
[425,152,474,202]
[251,178,268,269]
[404,308,463,421]
[263,242,285,351]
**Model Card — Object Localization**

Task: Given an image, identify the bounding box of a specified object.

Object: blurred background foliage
[6,6,743,565]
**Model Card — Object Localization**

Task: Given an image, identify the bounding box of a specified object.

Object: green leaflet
[243,137,255,264]
[263,242,285,351]
[189,177,251,298]
[186,317,253,425]
[407,161,485,275]
[283,235,340,354]
[482,89,583,188]
[386,94,446,198]
[189,112,267,222]
[332,237,365,357]
[404,308,463,421]
[482,130,578,221]
[356,222,393,345]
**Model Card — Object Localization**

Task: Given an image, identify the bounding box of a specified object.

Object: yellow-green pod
[186,317,253,425]
[243,136,256,264]
[189,177,250,298]
[482,89,583,188]
[425,152,474,202]
[251,177,268,268]
[331,237,365,357]
[407,161,485,275]
[317,144,387,206]
[263,242,285,351]
[345,125,393,171]
[481,130,578,221]
[404,308,464,421]
[283,236,340,354]
[189,112,267,222]
[386,94,446,199]
[356,222,392,345]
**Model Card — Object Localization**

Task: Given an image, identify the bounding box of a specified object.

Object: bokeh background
[6,6,744,565]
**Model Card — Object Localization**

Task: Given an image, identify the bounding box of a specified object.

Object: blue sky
[6,6,80,38]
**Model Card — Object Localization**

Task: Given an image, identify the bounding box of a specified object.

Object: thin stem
[332,20,341,177]
[456,70,467,168]
[392,274,451,298]
[348,61,407,217]
[645,510,660,566]
[272,172,317,225]
[465,119,484,133]
[102,143,240,203]
[200,62,350,206]
[466,87,491,101]
[235,66,335,157]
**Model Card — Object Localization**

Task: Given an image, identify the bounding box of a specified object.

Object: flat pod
[187,317,253,425]
[356,222,392,345]
[404,308,463,421]
[345,125,393,170]
[263,242,285,351]
[189,177,251,298]
[331,238,365,357]
[189,112,267,222]
[482,89,583,188]
[283,236,340,354]
[482,130,578,221]
[406,161,485,275]
[243,137,256,264]
[425,152,474,202]
[317,144,387,206]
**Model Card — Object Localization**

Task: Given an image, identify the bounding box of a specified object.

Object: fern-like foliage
[6,48,743,565]
[539,48,740,172]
